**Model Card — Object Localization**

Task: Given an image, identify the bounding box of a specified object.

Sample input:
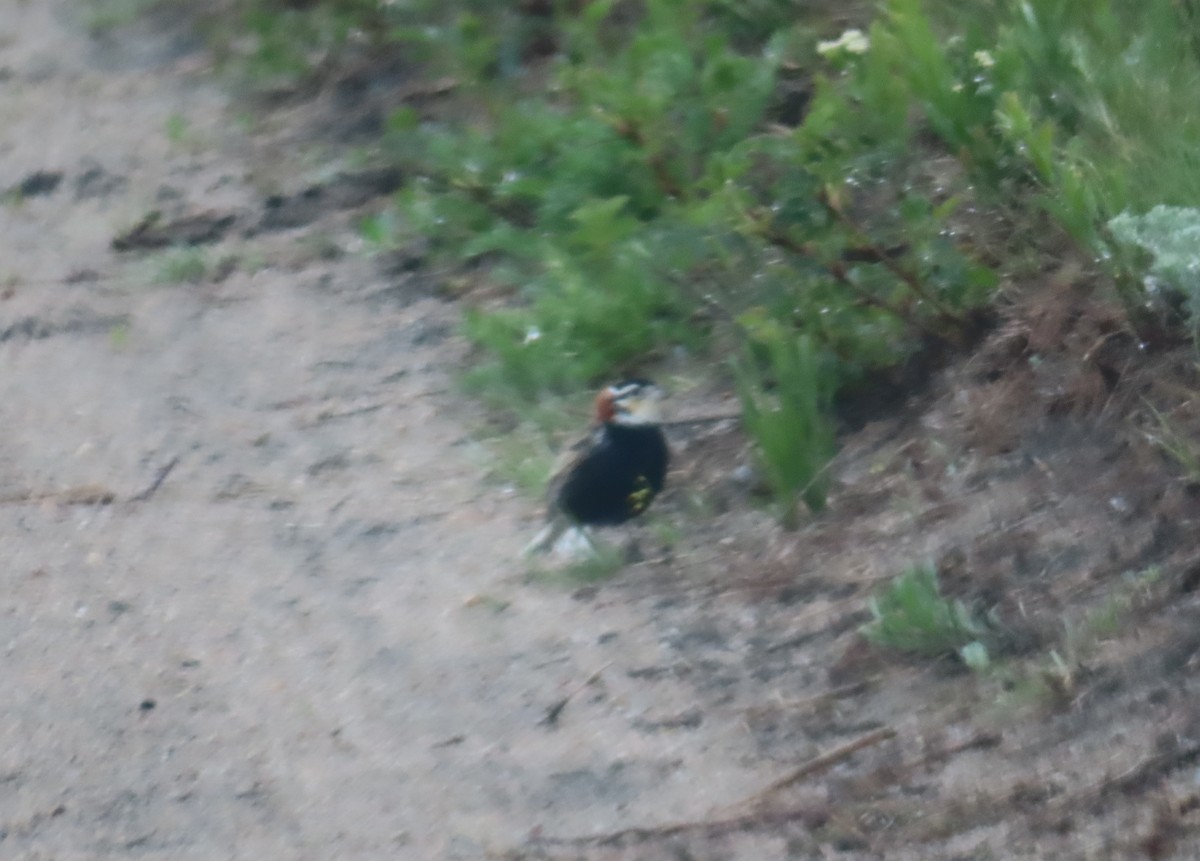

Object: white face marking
[607,382,646,401]
[609,383,663,425]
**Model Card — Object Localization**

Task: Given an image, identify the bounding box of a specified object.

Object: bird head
[594,379,663,426]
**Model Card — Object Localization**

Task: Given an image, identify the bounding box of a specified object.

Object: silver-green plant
[861,563,991,668]
[1108,206,1200,333]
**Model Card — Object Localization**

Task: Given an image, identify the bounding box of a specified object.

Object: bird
[524,379,670,557]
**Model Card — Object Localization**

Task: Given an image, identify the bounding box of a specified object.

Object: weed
[462,593,511,614]
[525,539,626,587]
[109,323,131,350]
[861,563,991,667]
[483,427,559,497]
[1143,402,1200,484]
[734,324,836,526]
[1062,566,1162,660]
[152,248,208,284]
[948,0,1200,310]
[164,113,190,144]
[991,567,1163,716]
[562,542,628,583]
[647,515,683,550]
[990,651,1075,716]
[84,0,170,33]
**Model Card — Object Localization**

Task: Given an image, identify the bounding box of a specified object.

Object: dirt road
[0,5,771,858]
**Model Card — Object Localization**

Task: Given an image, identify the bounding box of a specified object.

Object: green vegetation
[151,248,209,284]
[526,538,628,586]
[865,562,1164,696]
[108,322,131,351]
[165,112,190,144]
[735,326,836,524]
[1063,566,1162,656]
[861,563,993,668]
[992,566,1163,714]
[84,0,167,32]
[101,0,1200,521]
[1143,400,1200,484]
[482,428,560,496]
[1109,207,1200,334]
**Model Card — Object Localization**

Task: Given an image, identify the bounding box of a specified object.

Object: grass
[865,562,1162,712]
[861,563,1166,713]
[560,543,629,583]
[1061,566,1163,661]
[164,112,191,144]
[84,0,168,32]
[108,322,131,350]
[525,540,627,587]
[151,248,209,284]
[734,327,836,525]
[991,566,1163,716]
[104,0,1200,520]
[483,428,559,497]
[1144,401,1200,484]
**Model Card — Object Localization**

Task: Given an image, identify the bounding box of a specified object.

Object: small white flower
[523,326,541,346]
[817,29,870,57]
[973,49,995,68]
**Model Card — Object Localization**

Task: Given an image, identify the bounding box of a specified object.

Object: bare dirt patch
[4,5,1200,861]
[531,270,1200,860]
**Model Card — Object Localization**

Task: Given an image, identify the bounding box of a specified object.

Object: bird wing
[524,425,604,557]
[543,424,604,511]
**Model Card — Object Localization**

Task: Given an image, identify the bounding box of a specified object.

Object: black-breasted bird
[525,379,669,556]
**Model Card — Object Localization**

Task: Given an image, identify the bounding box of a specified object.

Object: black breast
[556,423,669,526]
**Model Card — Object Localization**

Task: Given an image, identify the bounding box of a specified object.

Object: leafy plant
[382,0,997,427]
[734,324,836,527]
[238,0,393,84]
[131,0,1200,517]
[460,237,696,404]
[873,0,1013,180]
[861,563,991,667]
[1108,206,1200,332]
[869,0,1200,325]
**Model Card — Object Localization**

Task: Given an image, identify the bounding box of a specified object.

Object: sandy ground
[0,4,776,858]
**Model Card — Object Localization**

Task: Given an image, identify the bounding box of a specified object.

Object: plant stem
[817,187,970,326]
